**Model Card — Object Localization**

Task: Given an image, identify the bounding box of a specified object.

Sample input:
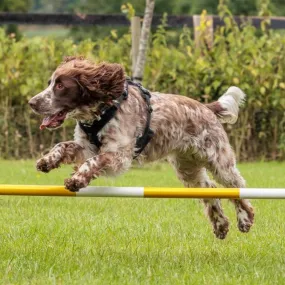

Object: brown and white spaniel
[28,56,254,239]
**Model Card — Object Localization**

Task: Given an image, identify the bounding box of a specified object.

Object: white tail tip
[217,86,246,124]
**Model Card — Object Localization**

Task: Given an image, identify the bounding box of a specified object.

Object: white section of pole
[76,186,145,197]
[240,188,285,199]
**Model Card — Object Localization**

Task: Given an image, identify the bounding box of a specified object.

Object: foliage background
[1,0,283,15]
[0,4,284,161]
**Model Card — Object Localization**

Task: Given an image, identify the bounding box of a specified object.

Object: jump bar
[0,185,285,199]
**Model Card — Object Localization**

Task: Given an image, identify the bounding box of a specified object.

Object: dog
[28,56,254,239]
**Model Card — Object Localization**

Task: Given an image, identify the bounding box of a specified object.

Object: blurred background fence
[0,1,284,161]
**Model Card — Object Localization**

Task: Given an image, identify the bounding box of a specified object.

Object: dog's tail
[206,86,246,124]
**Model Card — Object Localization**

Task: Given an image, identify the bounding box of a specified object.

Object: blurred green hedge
[0,11,284,160]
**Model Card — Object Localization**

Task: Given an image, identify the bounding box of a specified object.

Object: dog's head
[28,56,125,130]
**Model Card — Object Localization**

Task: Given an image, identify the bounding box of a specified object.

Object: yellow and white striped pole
[0,185,285,199]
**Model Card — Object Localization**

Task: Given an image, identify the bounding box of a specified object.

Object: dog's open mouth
[40,110,67,130]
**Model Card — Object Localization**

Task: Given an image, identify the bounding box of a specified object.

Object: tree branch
[133,0,155,83]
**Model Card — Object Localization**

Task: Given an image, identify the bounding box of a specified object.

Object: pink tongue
[40,115,57,130]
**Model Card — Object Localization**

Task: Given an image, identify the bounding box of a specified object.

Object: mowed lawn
[0,160,285,285]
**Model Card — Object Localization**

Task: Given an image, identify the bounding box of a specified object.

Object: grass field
[0,160,285,284]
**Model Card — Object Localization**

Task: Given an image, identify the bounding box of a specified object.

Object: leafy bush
[0,10,284,160]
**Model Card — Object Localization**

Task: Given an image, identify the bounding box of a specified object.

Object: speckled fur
[30,57,254,239]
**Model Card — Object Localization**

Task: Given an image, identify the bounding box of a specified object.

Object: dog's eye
[56,83,64,90]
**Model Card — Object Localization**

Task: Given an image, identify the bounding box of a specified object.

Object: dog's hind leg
[207,146,254,233]
[36,141,84,173]
[168,155,229,239]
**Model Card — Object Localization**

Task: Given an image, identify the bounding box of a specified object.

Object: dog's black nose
[28,98,37,109]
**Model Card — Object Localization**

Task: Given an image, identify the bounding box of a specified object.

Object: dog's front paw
[64,176,88,192]
[36,158,57,173]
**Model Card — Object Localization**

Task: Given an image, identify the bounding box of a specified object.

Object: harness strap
[79,79,154,158]
[79,105,116,149]
[127,80,154,158]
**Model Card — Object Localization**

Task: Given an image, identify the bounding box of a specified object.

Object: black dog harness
[78,79,154,159]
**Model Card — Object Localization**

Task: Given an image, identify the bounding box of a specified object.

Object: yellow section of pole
[0,185,75,196]
[144,187,240,198]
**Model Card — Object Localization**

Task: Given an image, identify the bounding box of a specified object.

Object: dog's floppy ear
[57,57,126,101]
[77,62,126,101]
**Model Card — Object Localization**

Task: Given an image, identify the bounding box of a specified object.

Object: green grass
[0,160,285,284]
